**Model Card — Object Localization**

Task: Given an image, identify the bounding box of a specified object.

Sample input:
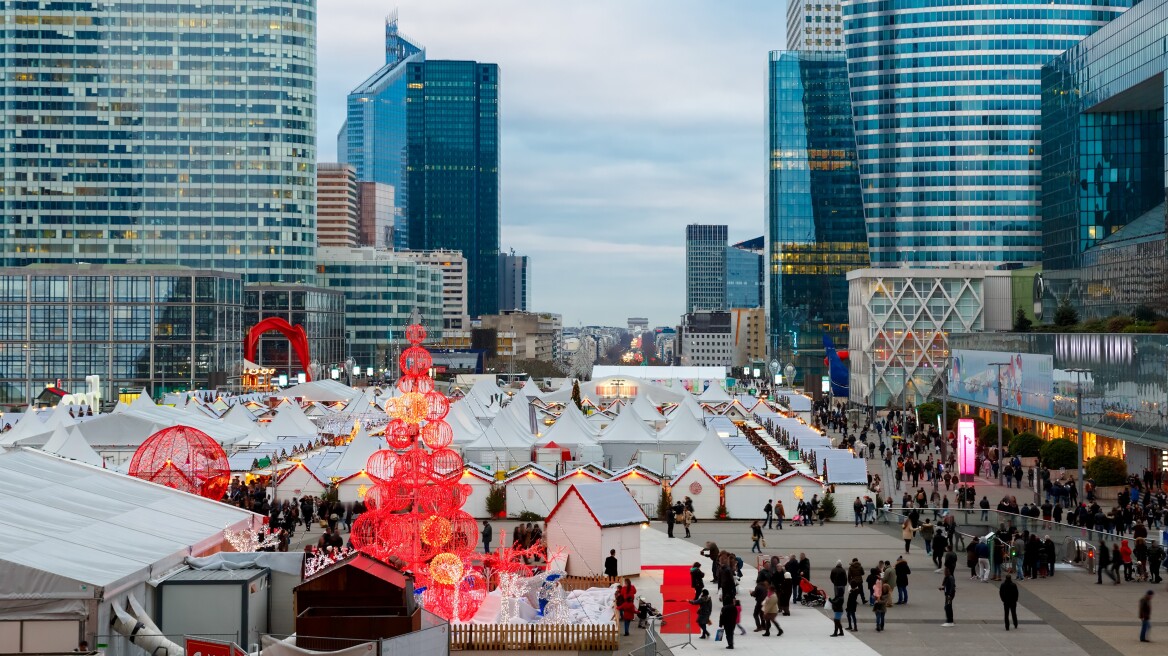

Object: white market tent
[219,403,259,430]
[503,464,559,518]
[278,379,363,403]
[264,402,319,438]
[312,422,382,482]
[697,384,732,404]
[0,447,257,652]
[721,471,776,520]
[461,424,536,471]
[772,471,825,516]
[447,398,488,445]
[610,465,662,508]
[821,451,869,484]
[40,426,104,468]
[629,393,664,426]
[518,378,544,400]
[546,481,648,577]
[672,428,753,479]
[274,462,328,500]
[532,405,603,464]
[460,465,496,518]
[669,393,707,422]
[596,404,659,469]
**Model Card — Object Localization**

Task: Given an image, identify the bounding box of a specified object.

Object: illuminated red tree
[128,425,231,500]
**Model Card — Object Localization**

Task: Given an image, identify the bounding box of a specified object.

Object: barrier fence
[449,623,619,651]
[558,574,619,592]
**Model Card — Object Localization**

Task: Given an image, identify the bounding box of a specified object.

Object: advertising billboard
[949,349,1054,418]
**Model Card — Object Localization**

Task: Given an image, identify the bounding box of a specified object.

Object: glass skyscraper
[338,15,423,250]
[685,224,728,313]
[767,51,868,382]
[0,0,318,284]
[843,0,1133,267]
[406,60,500,318]
[726,237,763,309]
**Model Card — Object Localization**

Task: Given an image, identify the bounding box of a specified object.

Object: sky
[318,1,787,328]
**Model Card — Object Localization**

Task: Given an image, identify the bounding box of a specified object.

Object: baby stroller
[636,596,664,628]
[798,578,828,607]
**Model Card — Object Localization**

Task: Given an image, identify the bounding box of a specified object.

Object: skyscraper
[843,0,1134,267]
[767,51,868,380]
[316,164,361,248]
[339,14,424,250]
[406,60,501,318]
[786,0,845,52]
[1,0,317,283]
[685,224,728,313]
[726,237,764,309]
[498,252,531,313]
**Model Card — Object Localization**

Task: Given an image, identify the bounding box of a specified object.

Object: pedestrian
[750,520,763,554]
[1098,539,1114,584]
[1139,590,1154,642]
[775,500,785,530]
[847,558,866,602]
[940,567,956,627]
[734,598,746,636]
[761,583,783,636]
[666,503,676,538]
[751,575,767,631]
[481,520,493,553]
[1121,539,1134,581]
[873,576,890,632]
[764,499,774,529]
[689,590,712,639]
[691,562,705,599]
[854,497,865,526]
[778,571,793,616]
[617,592,636,637]
[902,518,920,552]
[605,549,618,578]
[999,574,1018,630]
[830,559,848,598]
[894,555,911,604]
[683,505,693,538]
[846,581,861,631]
[1111,542,1124,585]
[718,596,736,648]
[830,590,845,636]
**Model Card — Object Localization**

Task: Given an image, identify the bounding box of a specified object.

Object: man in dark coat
[999,574,1019,630]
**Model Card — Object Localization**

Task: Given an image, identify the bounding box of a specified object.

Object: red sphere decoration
[429,448,463,481]
[405,324,427,345]
[349,511,381,550]
[421,420,453,449]
[400,347,433,377]
[446,511,480,552]
[416,482,470,516]
[386,419,419,449]
[424,391,450,421]
[128,425,230,500]
[397,374,434,395]
[365,449,398,483]
[396,448,433,486]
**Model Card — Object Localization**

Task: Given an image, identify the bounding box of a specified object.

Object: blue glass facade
[726,238,763,309]
[338,17,424,251]
[0,0,318,284]
[767,51,868,381]
[406,61,500,318]
[685,224,727,312]
[1041,0,1168,288]
[842,0,1133,266]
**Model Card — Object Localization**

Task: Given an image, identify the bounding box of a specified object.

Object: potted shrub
[1039,438,1079,470]
[714,502,729,520]
[485,485,506,518]
[1009,432,1042,466]
[1085,455,1127,487]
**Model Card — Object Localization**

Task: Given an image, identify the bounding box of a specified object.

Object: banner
[949,349,1053,418]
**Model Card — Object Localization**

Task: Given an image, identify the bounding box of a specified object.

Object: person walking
[666,503,676,538]
[689,590,712,639]
[1098,539,1114,584]
[940,567,956,627]
[734,598,747,636]
[845,581,861,631]
[481,520,493,553]
[750,520,763,554]
[830,589,845,636]
[999,574,1019,630]
[719,596,737,649]
[775,500,785,530]
[761,583,784,636]
[894,556,911,604]
[617,592,636,637]
[691,562,705,599]
[1139,590,1154,642]
[778,571,793,616]
[605,549,618,578]
[764,499,774,529]
[750,575,767,631]
[902,518,920,553]
[873,577,891,632]
[854,497,865,527]
[1111,543,1124,585]
[683,505,693,538]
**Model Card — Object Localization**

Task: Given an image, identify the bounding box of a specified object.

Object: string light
[223,524,282,553]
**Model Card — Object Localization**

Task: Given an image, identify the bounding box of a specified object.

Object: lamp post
[1067,368,1093,501]
[988,361,1010,485]
[22,344,35,409]
[938,365,950,461]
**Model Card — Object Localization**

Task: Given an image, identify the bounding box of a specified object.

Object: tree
[1008,432,1042,457]
[917,400,959,429]
[1134,304,1158,323]
[1013,308,1032,332]
[485,485,506,517]
[1039,438,1079,469]
[979,423,1014,449]
[1054,297,1079,327]
[819,493,838,520]
[570,379,583,411]
[656,487,672,521]
[1085,455,1127,486]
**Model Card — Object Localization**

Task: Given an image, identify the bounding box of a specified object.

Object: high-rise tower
[0,0,318,283]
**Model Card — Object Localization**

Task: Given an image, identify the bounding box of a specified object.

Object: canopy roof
[656,405,707,444]
[518,378,543,399]
[821,451,868,484]
[0,447,255,600]
[313,422,382,480]
[278,379,363,403]
[264,402,319,438]
[697,384,732,403]
[113,398,250,445]
[672,428,752,479]
[670,393,707,422]
[550,481,648,527]
[41,427,104,467]
[533,404,599,448]
[597,405,657,444]
[630,392,663,423]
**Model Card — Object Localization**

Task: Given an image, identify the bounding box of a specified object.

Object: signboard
[949,349,1054,418]
[185,637,236,656]
[957,419,977,480]
[821,376,830,394]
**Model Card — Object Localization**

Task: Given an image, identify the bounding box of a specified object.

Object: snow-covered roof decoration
[672,428,752,479]
[550,481,649,527]
[697,384,732,403]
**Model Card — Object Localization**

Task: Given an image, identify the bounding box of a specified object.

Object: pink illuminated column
[957,418,977,482]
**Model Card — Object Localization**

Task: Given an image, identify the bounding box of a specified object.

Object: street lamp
[988,361,1010,485]
[1067,368,1093,502]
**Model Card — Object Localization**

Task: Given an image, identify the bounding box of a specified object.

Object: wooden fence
[450,623,619,651]
[557,575,619,592]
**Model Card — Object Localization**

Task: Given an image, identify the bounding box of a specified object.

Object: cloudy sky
[318,1,786,328]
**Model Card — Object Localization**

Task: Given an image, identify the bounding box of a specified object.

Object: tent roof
[0,447,256,595]
[777,393,813,412]
[277,379,362,403]
[534,404,599,448]
[821,451,868,484]
[0,411,54,446]
[467,379,505,409]
[41,427,104,467]
[671,393,707,422]
[518,378,543,399]
[265,402,319,438]
[697,384,732,403]
[656,405,707,443]
[549,481,648,527]
[65,413,168,449]
[114,401,250,445]
[219,404,258,430]
[672,428,752,479]
[314,422,382,480]
[630,393,663,423]
[597,404,657,444]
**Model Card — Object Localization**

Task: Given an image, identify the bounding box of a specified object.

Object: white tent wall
[614,476,661,510]
[460,473,495,519]
[671,467,720,519]
[274,464,326,500]
[600,525,641,578]
[335,472,377,504]
[545,493,602,577]
[772,474,825,518]
[504,473,558,518]
[722,476,775,522]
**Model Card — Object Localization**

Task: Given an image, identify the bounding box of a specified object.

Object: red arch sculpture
[244,317,312,381]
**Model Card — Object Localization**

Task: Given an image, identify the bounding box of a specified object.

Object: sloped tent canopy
[114,397,251,446]
[550,481,648,527]
[707,416,740,437]
[40,426,104,467]
[669,393,707,422]
[0,410,55,446]
[60,413,169,450]
[518,378,543,400]
[533,404,602,463]
[596,406,660,470]
[312,422,383,481]
[629,393,663,424]
[656,405,706,446]
[0,447,256,620]
[219,403,258,430]
[778,393,814,413]
[821,451,869,484]
[697,384,732,404]
[672,428,753,480]
[278,379,363,403]
[447,398,489,445]
[461,422,538,469]
[467,379,505,411]
[265,402,320,438]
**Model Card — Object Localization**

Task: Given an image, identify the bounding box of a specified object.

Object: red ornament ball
[405,323,427,345]
[397,374,435,395]
[400,347,433,377]
[128,425,230,500]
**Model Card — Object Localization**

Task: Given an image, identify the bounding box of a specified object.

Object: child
[734,599,746,635]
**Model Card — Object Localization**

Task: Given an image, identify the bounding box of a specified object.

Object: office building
[846,268,1014,409]
[0,0,318,284]
[842,0,1133,267]
[476,311,563,362]
[242,285,346,382]
[786,0,844,52]
[1041,0,1168,318]
[406,60,501,317]
[316,248,444,373]
[767,51,868,384]
[339,14,424,249]
[316,164,361,248]
[678,312,733,368]
[0,265,244,406]
[727,237,764,309]
[498,252,531,312]
[730,308,767,368]
[357,182,395,250]
[398,250,470,330]
[685,225,728,313]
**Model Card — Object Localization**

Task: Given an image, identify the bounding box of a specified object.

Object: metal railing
[626,607,694,654]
